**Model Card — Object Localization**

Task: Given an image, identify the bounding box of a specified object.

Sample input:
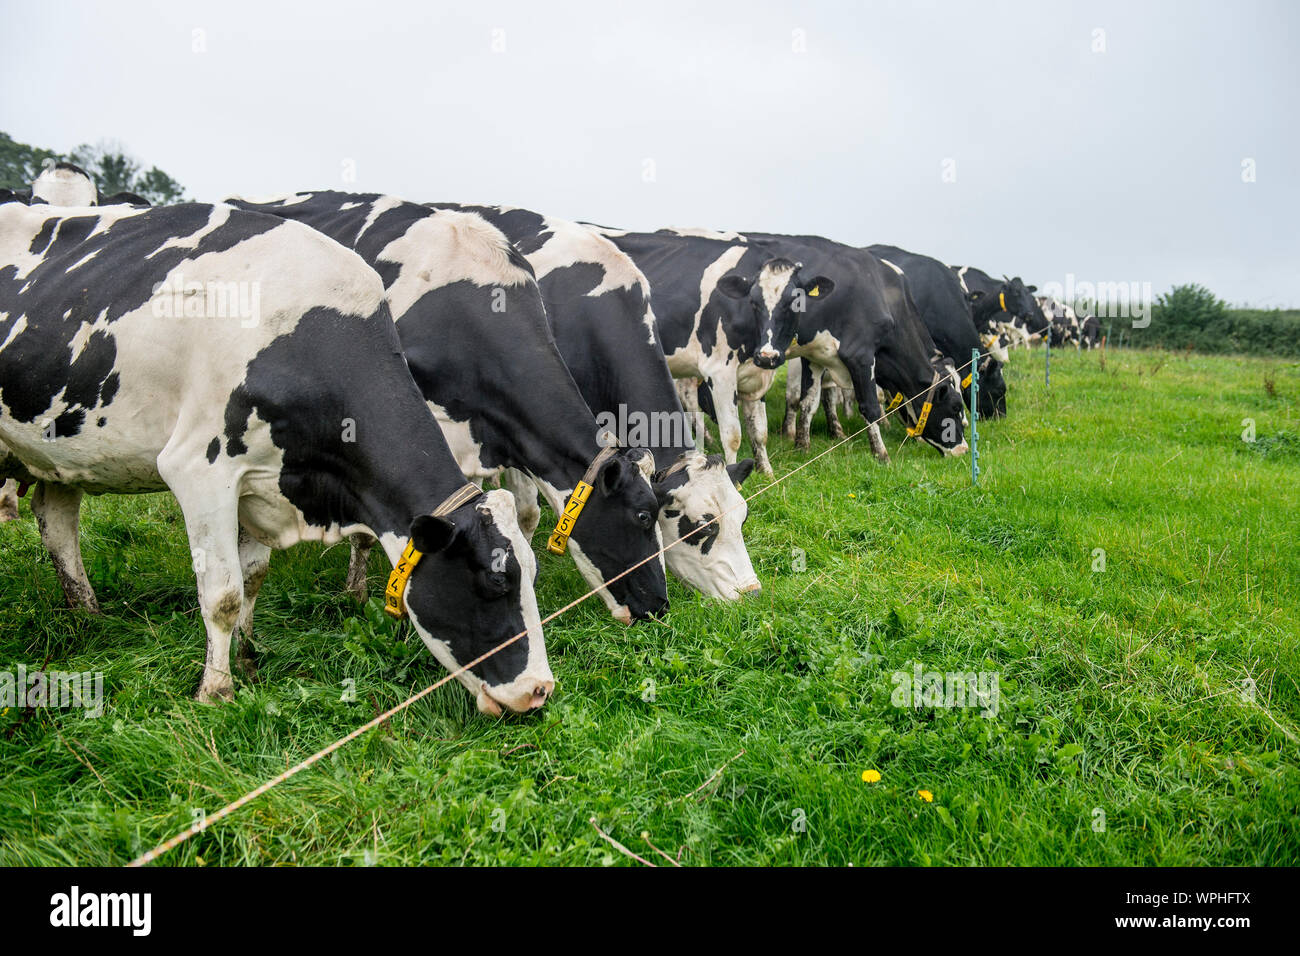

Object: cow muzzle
[943,442,969,458]
[753,347,782,369]
[477,674,555,716]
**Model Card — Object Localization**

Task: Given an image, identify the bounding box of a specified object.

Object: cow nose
[738,580,762,598]
[945,442,969,457]
[529,681,553,709]
[755,348,780,368]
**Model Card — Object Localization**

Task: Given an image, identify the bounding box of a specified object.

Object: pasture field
[1,347,1297,866]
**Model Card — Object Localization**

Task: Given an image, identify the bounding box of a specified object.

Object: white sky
[3,0,1296,306]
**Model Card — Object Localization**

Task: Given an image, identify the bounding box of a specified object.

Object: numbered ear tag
[547,480,594,555]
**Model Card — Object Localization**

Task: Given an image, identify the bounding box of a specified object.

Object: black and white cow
[1079,313,1102,349]
[951,266,1047,350]
[226,192,669,623]
[725,234,966,461]
[431,203,762,600]
[1036,295,1081,348]
[590,225,833,475]
[0,196,552,715]
[869,244,1007,418]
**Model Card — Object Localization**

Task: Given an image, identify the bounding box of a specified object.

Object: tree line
[1,130,185,204]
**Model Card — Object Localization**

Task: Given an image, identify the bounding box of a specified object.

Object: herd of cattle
[0,163,1096,716]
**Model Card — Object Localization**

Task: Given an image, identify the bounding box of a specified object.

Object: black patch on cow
[205,437,220,463]
[678,512,719,554]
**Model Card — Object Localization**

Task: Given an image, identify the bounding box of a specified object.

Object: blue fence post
[1045,329,1051,387]
[970,348,979,486]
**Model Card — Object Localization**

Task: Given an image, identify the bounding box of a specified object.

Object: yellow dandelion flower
[918,789,934,802]
[861,769,881,783]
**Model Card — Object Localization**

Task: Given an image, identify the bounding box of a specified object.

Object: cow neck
[971,292,1007,326]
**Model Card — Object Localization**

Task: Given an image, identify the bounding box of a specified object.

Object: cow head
[654,452,759,599]
[977,354,1007,418]
[900,359,969,457]
[717,260,833,369]
[565,447,670,623]
[31,162,98,207]
[402,489,553,716]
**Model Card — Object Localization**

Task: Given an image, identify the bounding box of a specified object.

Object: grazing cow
[226,192,669,623]
[431,203,762,600]
[732,234,966,461]
[0,197,552,714]
[1079,314,1102,349]
[951,266,1047,349]
[867,245,1007,418]
[1037,295,1082,348]
[590,225,833,474]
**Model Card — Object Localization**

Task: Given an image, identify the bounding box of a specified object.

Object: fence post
[1045,329,1051,387]
[970,348,979,486]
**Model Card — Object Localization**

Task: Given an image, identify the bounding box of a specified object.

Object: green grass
[2,347,1298,866]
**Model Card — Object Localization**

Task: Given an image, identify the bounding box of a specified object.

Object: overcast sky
[3,0,1296,306]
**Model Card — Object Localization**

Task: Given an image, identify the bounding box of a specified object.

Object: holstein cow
[0,166,147,524]
[0,196,552,714]
[729,234,966,461]
[590,225,833,476]
[1037,295,1081,348]
[226,192,669,623]
[430,203,762,600]
[951,266,1047,350]
[868,244,1007,418]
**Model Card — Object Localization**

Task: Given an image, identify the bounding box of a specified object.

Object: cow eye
[636,510,654,528]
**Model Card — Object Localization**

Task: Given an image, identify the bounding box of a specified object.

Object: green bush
[1127,284,1300,357]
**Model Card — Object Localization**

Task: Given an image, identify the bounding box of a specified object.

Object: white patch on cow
[225,191,314,207]
[339,201,361,211]
[67,249,101,272]
[355,195,405,240]
[788,329,852,389]
[31,165,97,206]
[661,225,748,241]
[955,265,971,294]
[426,399,491,481]
[514,213,657,345]
[756,260,796,356]
[879,257,905,277]
[661,453,758,599]
[145,204,232,259]
[380,210,529,317]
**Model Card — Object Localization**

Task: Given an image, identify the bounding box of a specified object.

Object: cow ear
[969,290,986,305]
[801,275,834,300]
[716,274,753,299]
[726,458,755,487]
[597,455,628,496]
[409,514,460,554]
[1027,284,1037,293]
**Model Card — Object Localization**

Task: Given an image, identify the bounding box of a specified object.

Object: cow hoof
[195,681,235,704]
[794,438,811,452]
[0,508,18,523]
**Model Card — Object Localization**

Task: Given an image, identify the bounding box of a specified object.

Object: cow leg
[821,379,846,439]
[740,397,773,477]
[794,367,822,451]
[781,358,802,440]
[501,467,541,541]
[847,357,890,463]
[30,482,99,613]
[0,479,18,522]
[676,378,709,450]
[234,527,271,679]
[710,369,743,464]
[344,532,376,603]
[161,463,244,702]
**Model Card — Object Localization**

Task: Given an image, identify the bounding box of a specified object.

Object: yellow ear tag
[808,285,820,297]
